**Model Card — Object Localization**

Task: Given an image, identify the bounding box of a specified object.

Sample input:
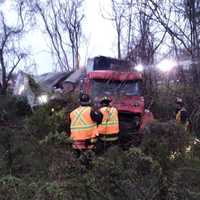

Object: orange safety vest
[176,107,186,124]
[98,106,119,135]
[176,108,191,132]
[70,106,98,141]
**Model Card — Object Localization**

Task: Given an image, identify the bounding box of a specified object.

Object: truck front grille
[118,112,141,132]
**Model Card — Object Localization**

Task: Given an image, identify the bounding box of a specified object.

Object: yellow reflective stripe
[75,109,87,126]
[102,107,115,122]
[105,107,113,119]
[71,107,90,126]
[102,108,118,125]
[71,123,96,130]
[176,111,181,123]
[101,121,118,126]
[71,107,85,125]
[109,108,114,118]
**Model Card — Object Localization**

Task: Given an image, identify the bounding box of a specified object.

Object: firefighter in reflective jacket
[175,97,191,132]
[69,93,102,156]
[96,96,119,153]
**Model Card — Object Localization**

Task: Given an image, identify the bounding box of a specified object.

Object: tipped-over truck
[82,56,154,146]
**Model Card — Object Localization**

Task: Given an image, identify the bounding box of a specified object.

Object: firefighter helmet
[79,93,91,105]
[176,97,184,106]
[100,96,112,104]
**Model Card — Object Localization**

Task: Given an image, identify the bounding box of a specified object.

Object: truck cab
[82,56,153,145]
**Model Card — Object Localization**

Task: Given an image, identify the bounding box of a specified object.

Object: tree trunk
[117,31,121,59]
[0,49,7,95]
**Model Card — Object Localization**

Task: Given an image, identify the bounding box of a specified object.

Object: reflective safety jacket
[176,107,187,124]
[98,106,119,138]
[70,106,98,141]
[176,107,191,132]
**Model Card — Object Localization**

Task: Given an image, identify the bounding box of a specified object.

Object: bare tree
[126,1,154,64]
[32,0,84,71]
[59,0,84,70]
[101,0,167,62]
[101,0,128,59]
[111,0,126,59]
[125,0,138,55]
[147,0,200,84]
[0,1,27,95]
[123,0,169,96]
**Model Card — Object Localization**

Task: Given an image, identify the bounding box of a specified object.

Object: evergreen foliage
[0,92,200,200]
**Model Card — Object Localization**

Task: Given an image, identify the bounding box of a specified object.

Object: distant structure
[86,56,134,72]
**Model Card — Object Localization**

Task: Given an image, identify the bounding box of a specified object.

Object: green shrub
[149,84,200,137]
[15,96,32,116]
[0,95,31,123]
[142,121,190,162]
[0,175,25,200]
[25,93,78,140]
[2,89,200,199]
[83,146,161,200]
[25,106,67,139]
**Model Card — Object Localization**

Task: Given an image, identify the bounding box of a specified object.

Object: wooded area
[1,0,200,199]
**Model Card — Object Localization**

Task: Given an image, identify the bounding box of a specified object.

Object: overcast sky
[0,0,116,74]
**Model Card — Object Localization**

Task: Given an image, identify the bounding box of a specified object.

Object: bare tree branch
[0,1,27,94]
[33,0,84,71]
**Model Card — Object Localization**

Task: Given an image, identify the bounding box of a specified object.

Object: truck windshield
[91,79,142,96]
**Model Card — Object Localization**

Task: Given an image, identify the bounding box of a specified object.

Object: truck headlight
[38,94,48,104]
[18,85,25,95]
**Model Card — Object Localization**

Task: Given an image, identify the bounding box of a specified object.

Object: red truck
[82,56,154,146]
